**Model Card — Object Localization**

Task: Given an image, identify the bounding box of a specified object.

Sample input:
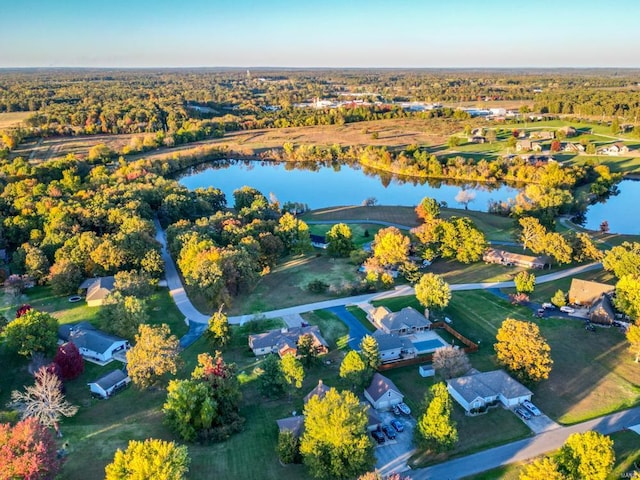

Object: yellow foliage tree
[494,319,553,383]
[126,324,181,390]
[105,438,189,480]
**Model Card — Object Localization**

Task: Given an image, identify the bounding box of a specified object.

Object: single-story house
[589,294,616,325]
[59,322,129,363]
[304,379,331,404]
[447,370,532,413]
[516,140,533,152]
[248,325,328,357]
[276,415,305,439]
[559,126,577,137]
[563,142,585,153]
[374,307,431,336]
[88,369,130,399]
[365,372,404,410]
[310,234,328,249]
[598,143,630,156]
[530,130,555,140]
[483,248,552,269]
[568,278,615,307]
[80,276,115,306]
[372,331,417,363]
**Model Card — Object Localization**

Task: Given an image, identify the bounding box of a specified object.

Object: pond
[179,160,519,212]
[582,179,640,235]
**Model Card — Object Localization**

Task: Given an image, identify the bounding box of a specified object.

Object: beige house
[483,248,552,269]
[568,278,615,306]
[80,276,115,307]
[248,325,329,357]
[365,373,404,410]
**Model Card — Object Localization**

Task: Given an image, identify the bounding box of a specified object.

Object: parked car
[444,317,453,324]
[560,306,575,313]
[585,323,596,332]
[371,430,385,444]
[381,424,396,440]
[392,405,401,416]
[390,419,404,432]
[515,407,532,421]
[522,400,541,416]
[397,402,411,416]
[536,308,545,318]
[542,303,555,310]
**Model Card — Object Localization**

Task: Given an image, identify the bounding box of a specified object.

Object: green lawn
[301,309,349,350]
[307,223,382,246]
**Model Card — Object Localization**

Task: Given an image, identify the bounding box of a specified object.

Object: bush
[277,431,301,464]
[307,279,329,294]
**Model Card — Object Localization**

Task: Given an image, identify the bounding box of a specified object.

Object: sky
[1,0,640,68]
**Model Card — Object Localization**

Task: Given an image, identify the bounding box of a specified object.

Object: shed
[88,369,130,399]
[364,372,404,410]
[419,365,435,378]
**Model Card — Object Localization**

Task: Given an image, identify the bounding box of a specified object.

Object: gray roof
[304,380,330,404]
[249,325,328,351]
[276,415,305,438]
[85,276,115,301]
[447,370,532,404]
[380,307,431,332]
[365,372,403,402]
[589,294,615,324]
[372,331,404,351]
[59,322,127,355]
[89,369,128,390]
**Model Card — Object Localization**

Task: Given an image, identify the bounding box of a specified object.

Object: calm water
[583,179,640,235]
[179,160,519,212]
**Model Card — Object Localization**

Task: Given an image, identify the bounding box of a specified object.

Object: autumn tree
[258,354,287,398]
[49,258,83,295]
[205,307,230,347]
[514,271,536,294]
[415,273,451,310]
[415,382,457,452]
[558,431,615,480]
[297,333,318,367]
[495,319,553,383]
[53,342,84,380]
[602,241,640,278]
[551,289,567,307]
[164,379,216,442]
[572,232,603,263]
[113,269,154,297]
[627,324,640,363]
[277,430,301,464]
[519,457,564,480]
[100,292,149,340]
[416,196,440,220]
[126,324,180,390]
[544,232,573,264]
[372,226,410,268]
[281,353,305,397]
[519,217,547,252]
[105,438,190,480]
[613,275,640,320]
[326,223,355,257]
[4,309,58,357]
[23,244,50,285]
[359,335,381,370]
[276,212,312,254]
[339,350,368,390]
[0,417,62,480]
[10,367,78,436]
[300,388,374,479]
[432,346,471,379]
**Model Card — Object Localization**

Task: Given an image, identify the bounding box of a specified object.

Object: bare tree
[10,367,78,437]
[454,190,476,210]
[432,346,471,379]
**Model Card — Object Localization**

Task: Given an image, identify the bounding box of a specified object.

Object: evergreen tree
[258,354,287,398]
[415,382,457,452]
[359,335,381,370]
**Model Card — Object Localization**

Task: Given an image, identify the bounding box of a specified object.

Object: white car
[560,306,575,313]
[522,400,541,416]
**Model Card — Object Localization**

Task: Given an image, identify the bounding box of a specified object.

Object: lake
[179,160,520,212]
[582,179,640,235]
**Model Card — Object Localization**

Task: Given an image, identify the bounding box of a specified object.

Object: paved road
[411,406,640,480]
[325,305,371,350]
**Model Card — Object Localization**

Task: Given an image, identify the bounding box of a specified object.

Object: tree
[105,438,190,480]
[415,273,451,310]
[514,271,536,294]
[614,275,640,320]
[551,289,567,307]
[519,457,564,480]
[281,353,305,395]
[100,292,149,340]
[558,431,615,480]
[602,242,640,279]
[4,309,59,358]
[415,382,457,452]
[126,324,180,390]
[626,324,640,363]
[519,217,547,252]
[88,143,114,161]
[297,333,317,367]
[53,342,84,380]
[163,379,216,442]
[23,244,50,285]
[339,350,368,389]
[277,430,301,464]
[454,189,476,209]
[372,227,410,267]
[276,212,312,254]
[359,335,381,370]
[495,319,553,383]
[544,232,573,264]
[49,259,83,295]
[432,346,471,379]
[326,223,355,257]
[599,220,610,234]
[447,136,461,148]
[205,307,230,347]
[10,367,78,436]
[572,232,603,262]
[258,354,287,398]
[416,196,440,220]
[0,417,62,480]
[113,269,154,297]
[300,388,374,479]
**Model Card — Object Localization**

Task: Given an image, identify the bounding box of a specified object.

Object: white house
[58,322,129,363]
[364,372,404,410]
[88,369,130,399]
[447,370,532,412]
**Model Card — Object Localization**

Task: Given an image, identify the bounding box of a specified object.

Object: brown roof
[304,380,330,404]
[568,279,614,306]
[365,373,403,402]
[483,248,550,267]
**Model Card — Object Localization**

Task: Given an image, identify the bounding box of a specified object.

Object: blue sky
[1,0,639,67]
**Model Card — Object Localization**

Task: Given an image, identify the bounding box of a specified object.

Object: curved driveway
[325,306,371,350]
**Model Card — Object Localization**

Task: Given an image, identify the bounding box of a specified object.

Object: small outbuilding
[364,372,404,410]
[88,369,130,399]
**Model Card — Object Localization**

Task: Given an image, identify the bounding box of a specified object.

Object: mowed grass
[0,111,32,129]
[307,223,382,246]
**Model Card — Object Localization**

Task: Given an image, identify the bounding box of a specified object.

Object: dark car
[390,419,404,432]
[536,308,545,318]
[515,407,531,421]
[371,430,385,444]
[381,424,396,440]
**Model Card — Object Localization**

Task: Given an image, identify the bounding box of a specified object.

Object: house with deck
[447,370,532,413]
[372,330,417,363]
[248,325,328,357]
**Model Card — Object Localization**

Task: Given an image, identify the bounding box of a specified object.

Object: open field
[0,111,32,129]
[307,222,382,246]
